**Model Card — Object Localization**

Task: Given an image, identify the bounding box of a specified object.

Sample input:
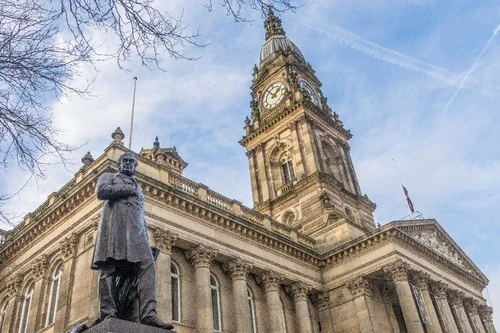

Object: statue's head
[118,152,138,176]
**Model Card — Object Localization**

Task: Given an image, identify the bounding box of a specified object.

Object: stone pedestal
[85,318,175,333]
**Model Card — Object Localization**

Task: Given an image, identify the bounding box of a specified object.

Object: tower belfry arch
[240,9,376,245]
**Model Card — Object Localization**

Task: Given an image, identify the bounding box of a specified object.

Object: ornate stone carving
[290,281,312,302]
[464,298,479,315]
[478,305,493,323]
[430,281,448,299]
[153,228,177,253]
[6,274,22,297]
[59,233,79,259]
[224,258,252,281]
[411,271,430,291]
[312,292,330,309]
[448,290,465,307]
[32,254,49,280]
[411,230,465,268]
[260,271,284,293]
[347,276,371,297]
[186,244,217,269]
[384,260,410,283]
[111,127,125,145]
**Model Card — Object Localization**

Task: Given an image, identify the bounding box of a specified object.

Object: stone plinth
[84,318,175,333]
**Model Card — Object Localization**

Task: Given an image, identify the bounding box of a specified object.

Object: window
[0,300,8,333]
[171,263,181,322]
[247,287,257,333]
[46,264,63,326]
[210,274,221,332]
[18,283,34,333]
[281,154,294,184]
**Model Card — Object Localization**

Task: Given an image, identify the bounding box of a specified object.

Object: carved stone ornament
[153,228,177,253]
[313,292,330,309]
[259,271,284,293]
[290,281,312,302]
[411,230,465,268]
[464,298,479,315]
[478,305,493,322]
[384,260,410,283]
[448,290,465,307]
[31,254,49,280]
[430,281,448,299]
[186,244,217,269]
[347,277,371,298]
[111,127,125,145]
[7,274,22,297]
[60,233,79,259]
[411,271,430,291]
[224,258,253,281]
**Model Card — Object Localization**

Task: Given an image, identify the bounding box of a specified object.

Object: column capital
[478,305,494,322]
[312,292,330,310]
[430,281,448,299]
[448,290,465,307]
[347,276,371,298]
[59,233,79,259]
[6,274,22,298]
[384,260,410,283]
[260,271,284,293]
[224,258,253,281]
[290,281,312,302]
[186,244,217,269]
[464,298,479,315]
[411,271,430,291]
[153,228,178,253]
[31,254,49,281]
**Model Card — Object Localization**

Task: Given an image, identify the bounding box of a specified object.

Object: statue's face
[119,156,136,176]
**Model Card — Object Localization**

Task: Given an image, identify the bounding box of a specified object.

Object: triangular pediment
[393,219,487,282]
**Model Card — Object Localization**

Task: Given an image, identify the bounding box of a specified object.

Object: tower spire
[264,7,285,40]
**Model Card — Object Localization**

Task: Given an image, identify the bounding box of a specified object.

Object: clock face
[262,82,286,109]
[299,80,319,106]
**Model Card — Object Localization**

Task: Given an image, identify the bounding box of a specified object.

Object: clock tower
[240,9,376,246]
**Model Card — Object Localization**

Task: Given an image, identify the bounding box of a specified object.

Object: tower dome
[259,8,305,65]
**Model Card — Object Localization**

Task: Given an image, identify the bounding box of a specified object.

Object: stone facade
[0,10,496,333]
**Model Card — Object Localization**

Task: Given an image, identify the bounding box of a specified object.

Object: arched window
[281,153,294,184]
[247,287,257,333]
[210,274,222,332]
[46,263,63,326]
[0,299,8,333]
[18,283,34,333]
[171,262,181,323]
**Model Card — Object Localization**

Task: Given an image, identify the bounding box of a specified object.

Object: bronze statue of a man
[91,152,172,329]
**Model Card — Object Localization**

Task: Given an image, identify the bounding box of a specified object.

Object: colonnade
[347,260,496,333]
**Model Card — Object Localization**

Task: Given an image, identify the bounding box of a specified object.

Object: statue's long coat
[91,172,153,269]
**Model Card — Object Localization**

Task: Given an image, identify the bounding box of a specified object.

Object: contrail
[298,16,458,85]
[441,24,500,114]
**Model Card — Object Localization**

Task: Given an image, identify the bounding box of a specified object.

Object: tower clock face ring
[299,80,319,106]
[263,82,286,109]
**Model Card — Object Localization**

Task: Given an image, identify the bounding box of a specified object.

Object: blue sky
[1,0,499,325]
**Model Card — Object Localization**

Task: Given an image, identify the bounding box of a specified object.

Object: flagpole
[392,158,415,214]
[128,77,138,150]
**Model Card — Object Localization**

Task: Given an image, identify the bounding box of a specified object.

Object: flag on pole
[402,185,415,213]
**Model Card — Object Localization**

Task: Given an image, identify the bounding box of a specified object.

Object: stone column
[153,228,177,322]
[26,255,49,332]
[478,306,497,333]
[256,143,271,202]
[225,258,253,333]
[464,299,486,333]
[384,261,425,333]
[186,244,217,333]
[290,281,313,333]
[412,272,442,333]
[347,277,375,333]
[448,291,473,333]
[3,275,22,332]
[54,233,79,332]
[430,282,459,333]
[314,292,334,332]
[260,271,285,333]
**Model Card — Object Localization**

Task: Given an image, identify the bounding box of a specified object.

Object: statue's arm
[96,173,137,200]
